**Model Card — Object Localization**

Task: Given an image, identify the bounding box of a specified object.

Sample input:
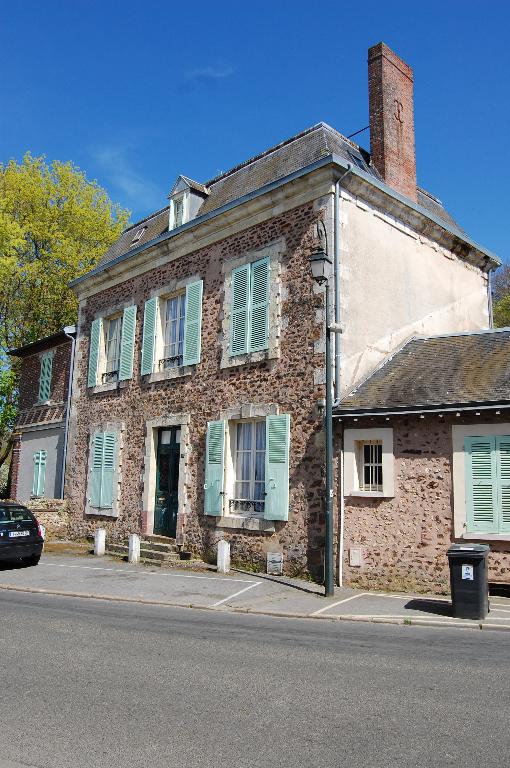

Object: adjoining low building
[336,328,510,593]
[8,328,76,503]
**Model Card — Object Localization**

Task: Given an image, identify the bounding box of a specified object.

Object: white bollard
[217,539,230,574]
[94,528,106,556]
[128,533,140,564]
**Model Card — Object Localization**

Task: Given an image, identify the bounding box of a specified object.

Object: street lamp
[310,222,335,597]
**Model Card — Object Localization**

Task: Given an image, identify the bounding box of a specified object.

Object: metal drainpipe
[333,165,352,588]
[60,327,76,500]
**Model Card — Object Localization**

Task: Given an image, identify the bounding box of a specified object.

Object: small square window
[357,440,383,492]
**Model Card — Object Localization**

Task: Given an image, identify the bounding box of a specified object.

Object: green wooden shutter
[141,297,157,375]
[90,432,104,507]
[465,436,498,534]
[264,414,290,521]
[249,258,269,352]
[204,420,225,516]
[119,305,137,381]
[32,451,47,497]
[230,264,250,356]
[497,436,510,533]
[88,318,102,388]
[38,353,53,402]
[100,432,117,508]
[183,280,203,366]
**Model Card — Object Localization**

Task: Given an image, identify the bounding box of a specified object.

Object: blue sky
[2,0,509,260]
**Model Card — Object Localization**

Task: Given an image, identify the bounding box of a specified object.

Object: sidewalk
[1,550,510,632]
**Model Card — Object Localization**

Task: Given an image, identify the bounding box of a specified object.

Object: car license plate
[8,530,29,538]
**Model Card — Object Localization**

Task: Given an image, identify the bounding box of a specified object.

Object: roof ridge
[204,122,345,187]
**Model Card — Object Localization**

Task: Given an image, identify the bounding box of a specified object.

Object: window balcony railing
[229,499,265,516]
[101,370,119,384]
[158,355,183,370]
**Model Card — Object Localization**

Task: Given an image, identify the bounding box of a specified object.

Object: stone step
[144,534,177,546]
[105,543,181,564]
[140,540,178,554]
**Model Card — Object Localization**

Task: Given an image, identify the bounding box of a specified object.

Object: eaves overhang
[70,153,500,291]
[335,399,510,419]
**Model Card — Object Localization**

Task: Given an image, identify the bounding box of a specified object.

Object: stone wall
[342,412,510,593]
[66,201,329,579]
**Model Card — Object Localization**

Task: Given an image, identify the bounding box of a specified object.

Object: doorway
[154,427,180,538]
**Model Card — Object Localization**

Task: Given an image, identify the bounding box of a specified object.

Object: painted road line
[210,581,262,607]
[38,562,258,584]
[310,593,370,616]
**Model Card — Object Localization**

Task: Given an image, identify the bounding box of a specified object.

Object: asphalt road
[1,591,509,768]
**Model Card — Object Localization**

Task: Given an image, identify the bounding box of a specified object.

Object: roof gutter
[335,400,510,419]
[71,154,500,290]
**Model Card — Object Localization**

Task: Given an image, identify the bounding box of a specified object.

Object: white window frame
[159,292,186,370]
[169,192,189,230]
[100,313,123,384]
[228,419,266,519]
[453,423,510,541]
[344,428,394,498]
[357,440,383,492]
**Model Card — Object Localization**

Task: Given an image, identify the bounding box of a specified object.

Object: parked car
[0,503,44,566]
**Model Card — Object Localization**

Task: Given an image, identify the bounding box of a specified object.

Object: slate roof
[336,329,510,415]
[94,122,464,274]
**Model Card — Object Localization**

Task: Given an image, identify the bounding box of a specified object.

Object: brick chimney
[368,42,417,201]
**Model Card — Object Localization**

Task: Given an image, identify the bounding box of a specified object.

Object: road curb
[0,582,508,632]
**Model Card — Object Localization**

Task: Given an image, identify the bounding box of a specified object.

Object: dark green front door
[154,428,180,538]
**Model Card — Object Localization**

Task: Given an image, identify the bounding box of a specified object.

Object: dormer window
[173,195,185,229]
[168,176,209,231]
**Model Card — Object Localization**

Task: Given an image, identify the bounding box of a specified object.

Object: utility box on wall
[267,552,283,576]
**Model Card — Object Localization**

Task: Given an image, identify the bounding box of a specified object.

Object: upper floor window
[162,293,186,369]
[141,281,203,375]
[230,257,269,357]
[104,315,122,382]
[88,306,137,389]
[38,351,53,403]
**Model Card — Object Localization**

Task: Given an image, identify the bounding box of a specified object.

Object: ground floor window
[358,440,383,492]
[231,420,266,517]
[465,435,510,535]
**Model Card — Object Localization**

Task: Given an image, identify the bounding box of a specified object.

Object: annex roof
[9,327,76,358]
[336,328,510,416]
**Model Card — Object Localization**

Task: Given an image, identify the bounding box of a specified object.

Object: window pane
[255,450,265,484]
[256,421,266,450]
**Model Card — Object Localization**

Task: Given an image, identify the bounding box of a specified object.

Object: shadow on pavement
[404,598,453,617]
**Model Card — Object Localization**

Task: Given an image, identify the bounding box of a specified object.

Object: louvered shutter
[88,318,102,388]
[264,414,290,521]
[183,280,203,366]
[90,432,104,507]
[100,432,117,508]
[249,258,269,352]
[119,305,137,381]
[141,297,157,375]
[465,436,498,534]
[38,353,53,402]
[32,451,47,497]
[230,264,250,356]
[497,436,510,533]
[204,420,225,516]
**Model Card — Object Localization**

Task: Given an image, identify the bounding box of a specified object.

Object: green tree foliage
[0,153,129,350]
[0,153,129,465]
[494,294,510,328]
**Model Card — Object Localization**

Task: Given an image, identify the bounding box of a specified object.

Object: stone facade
[66,202,330,578]
[341,412,510,594]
